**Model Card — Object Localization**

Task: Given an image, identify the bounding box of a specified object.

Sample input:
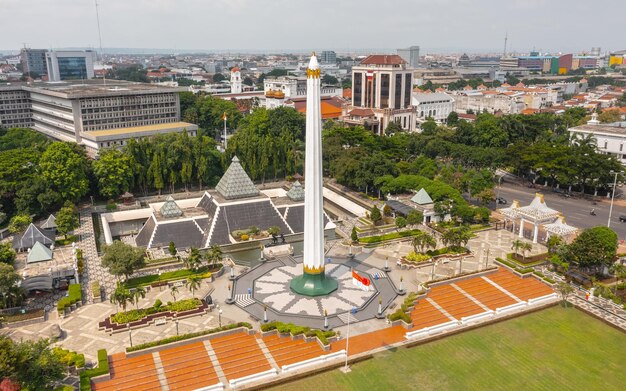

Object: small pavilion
[543,215,579,243]
[498,193,561,243]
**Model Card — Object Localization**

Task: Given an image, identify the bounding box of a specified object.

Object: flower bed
[359,229,423,244]
[79,349,108,391]
[2,309,44,324]
[111,298,201,324]
[57,284,82,314]
[126,322,252,352]
[496,257,533,275]
[260,321,336,345]
[387,291,419,324]
[124,266,212,289]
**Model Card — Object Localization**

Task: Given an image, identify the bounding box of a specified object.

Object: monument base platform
[290,271,338,296]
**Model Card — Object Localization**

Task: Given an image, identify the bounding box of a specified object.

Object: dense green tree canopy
[0,336,65,390]
[93,149,135,199]
[102,240,146,279]
[567,226,618,270]
[39,142,90,201]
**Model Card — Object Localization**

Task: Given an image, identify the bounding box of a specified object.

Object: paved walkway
[77,210,116,302]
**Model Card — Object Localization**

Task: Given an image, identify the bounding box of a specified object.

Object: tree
[321,74,339,85]
[0,337,65,390]
[0,243,16,265]
[168,241,177,256]
[395,216,407,230]
[520,242,533,263]
[441,226,471,249]
[243,76,254,86]
[93,149,134,199]
[212,73,226,83]
[185,275,202,298]
[170,285,179,303]
[101,240,146,280]
[130,286,146,310]
[185,247,202,271]
[205,245,223,267]
[39,142,89,201]
[406,210,424,226]
[447,111,459,126]
[598,109,622,124]
[567,226,618,273]
[411,231,437,254]
[110,282,132,312]
[267,226,281,236]
[351,226,358,243]
[609,263,626,297]
[383,204,392,216]
[385,121,404,135]
[511,239,524,257]
[556,282,574,306]
[56,202,78,239]
[0,263,21,309]
[7,215,31,234]
[370,205,382,225]
[546,235,563,254]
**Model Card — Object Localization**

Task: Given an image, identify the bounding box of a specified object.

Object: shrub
[91,281,100,299]
[110,298,201,324]
[57,284,82,313]
[79,349,109,391]
[359,229,423,244]
[105,203,117,211]
[126,322,253,352]
[153,299,162,309]
[124,266,211,289]
[405,252,431,263]
[241,234,249,241]
[260,321,336,345]
[249,226,260,235]
[387,309,411,324]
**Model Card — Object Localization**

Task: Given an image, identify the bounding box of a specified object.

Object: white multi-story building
[568,116,626,165]
[45,50,96,81]
[263,75,341,109]
[0,80,196,155]
[230,67,242,94]
[342,55,416,134]
[412,92,454,123]
[452,90,525,114]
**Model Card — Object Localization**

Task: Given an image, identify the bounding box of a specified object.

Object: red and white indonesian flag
[366,71,374,81]
[352,269,371,291]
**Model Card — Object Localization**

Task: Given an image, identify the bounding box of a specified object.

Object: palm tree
[130,286,146,310]
[110,283,131,312]
[170,285,179,303]
[185,247,202,271]
[411,231,437,254]
[185,276,202,298]
[511,239,524,258]
[207,245,223,268]
[521,242,533,263]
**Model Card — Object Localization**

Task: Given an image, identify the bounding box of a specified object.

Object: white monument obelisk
[290,53,338,296]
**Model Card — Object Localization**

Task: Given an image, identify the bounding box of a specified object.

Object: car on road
[496,197,507,204]
[620,215,626,223]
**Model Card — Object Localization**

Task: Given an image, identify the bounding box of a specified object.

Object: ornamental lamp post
[218,308,223,327]
[263,304,268,323]
[324,309,328,329]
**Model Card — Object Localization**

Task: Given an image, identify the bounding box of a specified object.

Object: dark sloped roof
[284,205,330,234]
[150,220,204,249]
[215,156,259,200]
[12,223,55,250]
[386,200,414,216]
[40,214,57,230]
[135,216,156,248]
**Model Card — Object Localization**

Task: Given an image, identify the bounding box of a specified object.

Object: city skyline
[0,0,624,53]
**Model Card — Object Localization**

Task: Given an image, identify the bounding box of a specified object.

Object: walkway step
[203,340,228,385]
[425,298,457,322]
[451,283,491,312]
[152,352,170,391]
[235,294,255,307]
[481,276,523,302]
[337,312,358,324]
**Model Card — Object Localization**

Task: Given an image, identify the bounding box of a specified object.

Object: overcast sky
[0,0,624,54]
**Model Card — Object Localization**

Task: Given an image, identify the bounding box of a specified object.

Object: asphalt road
[495,182,626,240]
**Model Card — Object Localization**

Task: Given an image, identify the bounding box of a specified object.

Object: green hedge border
[124,266,214,289]
[359,229,423,244]
[79,349,108,391]
[57,284,82,313]
[260,321,336,345]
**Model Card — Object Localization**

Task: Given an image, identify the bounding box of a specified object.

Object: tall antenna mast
[94,0,106,84]
[503,32,508,57]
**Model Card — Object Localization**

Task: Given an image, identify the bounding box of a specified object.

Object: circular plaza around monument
[229,255,399,329]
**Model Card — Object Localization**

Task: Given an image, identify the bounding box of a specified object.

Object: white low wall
[405,320,459,340]
[228,368,277,388]
[193,382,224,391]
[461,310,494,325]
[528,293,558,305]
[282,350,347,373]
[495,302,528,315]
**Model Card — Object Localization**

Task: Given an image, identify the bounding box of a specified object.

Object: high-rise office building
[320,51,337,64]
[20,48,48,78]
[397,46,420,68]
[45,50,96,81]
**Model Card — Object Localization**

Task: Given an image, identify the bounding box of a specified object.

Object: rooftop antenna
[503,32,508,58]
[94,0,106,85]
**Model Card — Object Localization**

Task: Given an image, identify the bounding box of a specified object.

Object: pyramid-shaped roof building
[160,196,184,218]
[411,188,433,205]
[27,241,53,263]
[286,181,305,201]
[12,223,55,250]
[40,214,57,230]
[215,156,260,200]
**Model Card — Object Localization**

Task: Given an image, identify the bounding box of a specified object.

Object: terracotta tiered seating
[93,352,161,391]
[455,278,518,309]
[410,299,451,328]
[210,333,272,380]
[485,269,553,301]
[262,334,325,367]
[159,342,219,391]
[427,285,485,319]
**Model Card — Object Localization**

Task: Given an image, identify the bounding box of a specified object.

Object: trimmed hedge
[57,284,82,313]
[111,298,201,324]
[53,347,86,368]
[496,257,533,274]
[124,266,212,289]
[359,229,423,244]
[261,321,336,345]
[387,292,419,324]
[126,322,253,352]
[79,349,109,391]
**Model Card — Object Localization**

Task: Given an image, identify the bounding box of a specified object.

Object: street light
[342,307,357,373]
[608,170,619,228]
[127,324,133,347]
[218,309,223,327]
[174,313,179,336]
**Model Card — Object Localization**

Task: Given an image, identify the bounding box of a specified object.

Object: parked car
[619,215,626,222]
[496,197,507,205]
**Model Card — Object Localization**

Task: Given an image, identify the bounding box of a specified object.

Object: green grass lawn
[271,307,626,391]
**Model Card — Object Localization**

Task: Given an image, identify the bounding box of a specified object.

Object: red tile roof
[360,55,406,66]
[348,107,375,117]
